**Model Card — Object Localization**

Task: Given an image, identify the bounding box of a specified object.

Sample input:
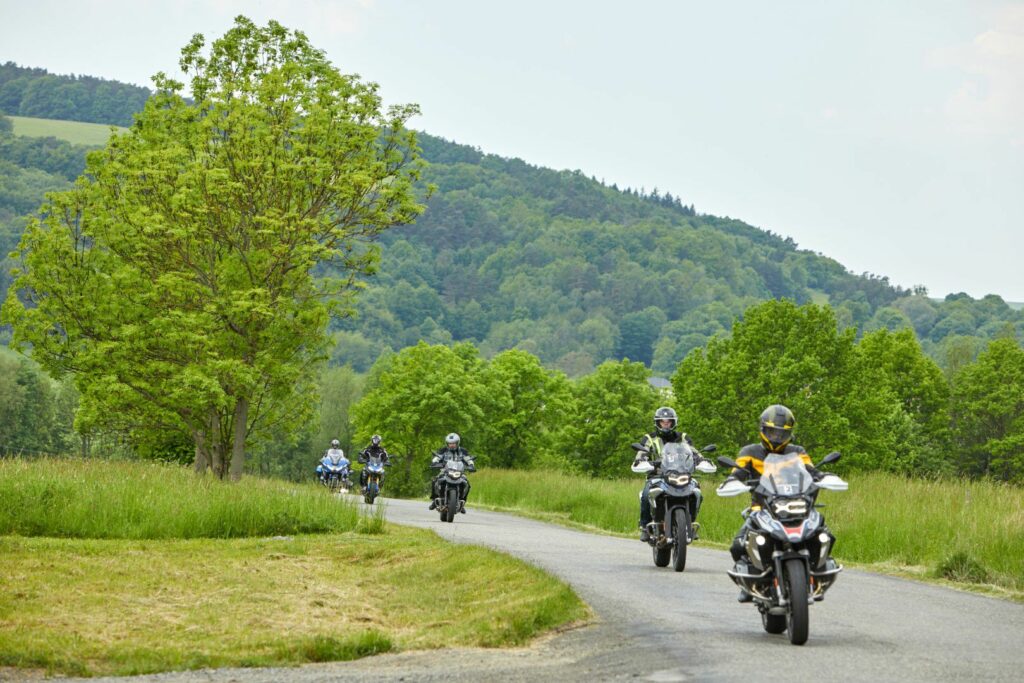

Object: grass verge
[0,458,364,538]
[471,468,1024,597]
[0,529,587,677]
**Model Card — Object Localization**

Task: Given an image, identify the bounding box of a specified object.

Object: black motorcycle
[431,457,474,523]
[632,441,717,571]
[716,450,847,645]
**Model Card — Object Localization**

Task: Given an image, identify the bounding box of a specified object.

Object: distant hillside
[1,66,1021,372]
[0,62,149,127]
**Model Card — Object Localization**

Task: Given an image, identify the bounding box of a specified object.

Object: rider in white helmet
[428,433,475,512]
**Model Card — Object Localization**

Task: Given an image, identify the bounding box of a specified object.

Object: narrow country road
[76,498,1024,682]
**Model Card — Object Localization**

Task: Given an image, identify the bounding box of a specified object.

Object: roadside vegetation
[0,459,587,676]
[471,468,1024,596]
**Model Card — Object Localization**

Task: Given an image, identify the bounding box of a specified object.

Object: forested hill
[332,132,1018,375]
[2,63,1021,375]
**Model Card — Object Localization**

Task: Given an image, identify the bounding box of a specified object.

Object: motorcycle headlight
[667,473,691,486]
[447,470,462,479]
[773,499,808,517]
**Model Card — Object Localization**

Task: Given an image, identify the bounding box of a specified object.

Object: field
[8,115,124,146]
[0,459,587,676]
[471,468,1024,596]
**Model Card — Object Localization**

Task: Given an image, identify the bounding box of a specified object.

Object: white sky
[2,0,1022,300]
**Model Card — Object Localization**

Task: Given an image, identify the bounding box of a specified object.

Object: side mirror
[631,442,650,453]
[696,461,717,474]
[717,455,739,469]
[818,451,842,467]
[701,444,717,453]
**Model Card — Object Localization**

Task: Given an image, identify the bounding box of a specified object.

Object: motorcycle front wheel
[784,558,810,645]
[445,488,459,523]
[671,508,690,572]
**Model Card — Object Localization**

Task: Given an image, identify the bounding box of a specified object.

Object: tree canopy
[2,17,425,478]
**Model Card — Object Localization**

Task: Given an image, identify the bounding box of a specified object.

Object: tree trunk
[193,428,209,474]
[229,396,248,482]
[210,411,224,479]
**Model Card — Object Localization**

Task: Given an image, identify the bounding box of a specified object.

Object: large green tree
[950,338,1024,481]
[672,300,910,470]
[559,359,660,477]
[351,342,488,495]
[3,17,425,478]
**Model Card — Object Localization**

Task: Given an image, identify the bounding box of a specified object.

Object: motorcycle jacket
[636,431,704,479]
[729,442,821,482]
[432,446,473,467]
[358,444,389,464]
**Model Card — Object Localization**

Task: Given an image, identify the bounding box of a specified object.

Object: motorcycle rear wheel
[671,508,690,572]
[784,559,810,645]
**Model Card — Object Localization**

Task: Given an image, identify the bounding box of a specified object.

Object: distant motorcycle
[432,457,474,523]
[716,450,847,645]
[317,450,352,494]
[362,454,388,505]
[632,441,717,571]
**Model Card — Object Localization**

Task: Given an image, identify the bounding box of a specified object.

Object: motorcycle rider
[358,434,390,492]
[318,439,349,485]
[634,407,709,542]
[722,404,829,602]
[428,433,475,513]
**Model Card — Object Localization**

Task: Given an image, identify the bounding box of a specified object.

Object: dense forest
[0,64,1022,482]
[0,62,150,127]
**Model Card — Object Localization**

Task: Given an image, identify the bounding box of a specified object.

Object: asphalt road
[73,497,1024,682]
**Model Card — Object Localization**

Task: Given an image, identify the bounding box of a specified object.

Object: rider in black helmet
[635,407,708,542]
[358,434,390,491]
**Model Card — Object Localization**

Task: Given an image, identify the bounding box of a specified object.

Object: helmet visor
[762,425,791,446]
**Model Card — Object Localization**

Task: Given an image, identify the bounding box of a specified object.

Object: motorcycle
[431,457,475,523]
[715,450,847,645]
[362,454,389,505]
[317,450,352,494]
[632,441,717,571]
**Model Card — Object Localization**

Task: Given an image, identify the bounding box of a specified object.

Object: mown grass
[0,531,587,677]
[0,458,365,538]
[8,115,124,146]
[472,468,1024,594]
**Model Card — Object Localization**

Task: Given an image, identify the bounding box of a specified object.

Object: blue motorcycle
[362,455,388,504]
[317,450,351,494]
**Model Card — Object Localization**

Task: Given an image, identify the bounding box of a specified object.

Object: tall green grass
[472,468,1024,592]
[0,458,362,538]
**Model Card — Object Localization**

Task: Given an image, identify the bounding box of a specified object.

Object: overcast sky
[3,0,1022,300]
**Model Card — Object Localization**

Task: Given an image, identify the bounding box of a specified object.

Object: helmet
[330,439,340,448]
[446,433,460,450]
[759,405,795,452]
[653,407,677,437]
[371,435,381,446]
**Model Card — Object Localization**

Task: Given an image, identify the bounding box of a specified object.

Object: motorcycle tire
[671,508,690,572]
[445,488,459,523]
[784,558,810,645]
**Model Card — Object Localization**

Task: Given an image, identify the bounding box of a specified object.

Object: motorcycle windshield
[759,451,812,496]
[445,460,465,474]
[660,443,695,474]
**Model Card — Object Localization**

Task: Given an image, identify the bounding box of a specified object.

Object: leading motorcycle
[716,450,847,645]
[632,441,717,571]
